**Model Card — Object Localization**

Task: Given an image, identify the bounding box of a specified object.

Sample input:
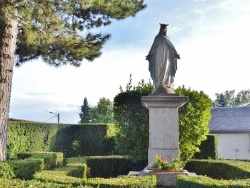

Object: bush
[0,178,92,187]
[66,163,88,180]
[176,86,213,163]
[34,169,85,186]
[17,152,64,170]
[0,162,15,179]
[87,176,156,188]
[194,134,218,159]
[8,159,43,180]
[86,156,131,178]
[185,159,250,180]
[177,175,250,187]
[114,79,153,161]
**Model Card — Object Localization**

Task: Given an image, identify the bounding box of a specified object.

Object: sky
[9,0,250,124]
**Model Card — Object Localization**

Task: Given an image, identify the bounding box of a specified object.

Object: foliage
[79,97,91,123]
[177,175,250,188]
[176,86,213,163]
[89,97,114,123]
[8,159,44,180]
[149,155,183,171]
[214,89,250,107]
[0,178,89,188]
[34,169,85,186]
[185,159,250,180]
[194,134,218,159]
[7,121,59,159]
[0,162,15,179]
[113,76,154,161]
[17,152,64,170]
[0,0,146,162]
[87,176,157,188]
[8,121,116,158]
[114,79,212,163]
[12,0,146,66]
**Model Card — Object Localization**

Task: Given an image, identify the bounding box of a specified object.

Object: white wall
[217,133,250,160]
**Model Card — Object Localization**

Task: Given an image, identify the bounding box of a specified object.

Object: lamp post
[49,112,60,124]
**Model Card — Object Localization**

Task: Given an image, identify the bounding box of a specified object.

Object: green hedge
[194,134,218,159]
[85,156,147,178]
[185,159,250,180]
[53,124,116,157]
[8,121,116,158]
[8,159,43,180]
[177,175,250,187]
[0,162,15,179]
[17,152,64,170]
[87,176,156,188]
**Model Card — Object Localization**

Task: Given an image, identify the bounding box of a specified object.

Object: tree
[89,97,114,123]
[79,97,91,123]
[176,86,212,162]
[114,77,212,164]
[113,78,153,161]
[0,0,146,161]
[213,89,250,107]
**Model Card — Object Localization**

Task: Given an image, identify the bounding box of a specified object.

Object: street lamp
[49,112,60,124]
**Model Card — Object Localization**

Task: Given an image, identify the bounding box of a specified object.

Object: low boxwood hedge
[17,152,64,170]
[0,162,15,179]
[185,159,250,180]
[8,159,43,180]
[177,174,250,187]
[87,176,156,188]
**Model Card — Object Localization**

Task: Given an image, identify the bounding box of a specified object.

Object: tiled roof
[209,106,250,133]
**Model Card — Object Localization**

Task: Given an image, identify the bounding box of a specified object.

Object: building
[209,107,250,160]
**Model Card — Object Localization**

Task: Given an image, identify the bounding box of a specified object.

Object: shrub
[185,159,250,180]
[87,175,156,188]
[8,159,43,180]
[86,156,131,178]
[17,152,64,170]
[194,134,218,159]
[0,178,92,187]
[114,79,153,161]
[177,175,250,187]
[34,169,85,186]
[176,86,213,163]
[0,162,15,179]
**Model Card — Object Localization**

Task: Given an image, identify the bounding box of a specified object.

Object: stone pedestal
[141,85,188,165]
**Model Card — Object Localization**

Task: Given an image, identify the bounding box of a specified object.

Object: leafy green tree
[0,0,146,161]
[114,77,154,161]
[79,97,91,123]
[176,86,213,162]
[114,78,212,164]
[214,89,250,107]
[89,97,114,123]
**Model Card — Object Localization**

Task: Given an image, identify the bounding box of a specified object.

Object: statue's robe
[148,33,178,87]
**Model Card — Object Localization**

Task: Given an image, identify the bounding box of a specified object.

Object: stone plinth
[141,86,188,165]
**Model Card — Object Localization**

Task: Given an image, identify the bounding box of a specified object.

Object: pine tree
[79,97,91,123]
[0,0,146,161]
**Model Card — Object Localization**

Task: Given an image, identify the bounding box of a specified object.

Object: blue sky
[9,0,250,123]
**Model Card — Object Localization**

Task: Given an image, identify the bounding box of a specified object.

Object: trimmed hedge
[17,152,64,170]
[194,134,218,159]
[8,159,43,180]
[177,175,250,187]
[185,159,250,180]
[34,169,85,186]
[0,178,93,187]
[0,162,15,179]
[85,156,147,178]
[87,176,157,188]
[8,121,116,158]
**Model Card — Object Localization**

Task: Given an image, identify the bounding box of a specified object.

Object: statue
[146,24,180,89]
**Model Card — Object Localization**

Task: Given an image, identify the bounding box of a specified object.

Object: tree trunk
[0,7,18,161]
